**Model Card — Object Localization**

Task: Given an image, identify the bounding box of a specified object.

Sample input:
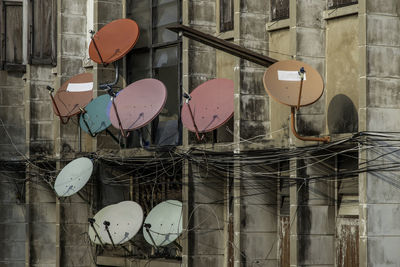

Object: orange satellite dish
[89,19,139,64]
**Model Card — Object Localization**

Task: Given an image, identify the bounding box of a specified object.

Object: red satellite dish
[108,79,167,131]
[181,78,234,133]
[89,19,139,64]
[52,73,93,117]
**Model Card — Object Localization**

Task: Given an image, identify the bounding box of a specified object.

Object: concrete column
[290,157,335,266]
[359,1,400,266]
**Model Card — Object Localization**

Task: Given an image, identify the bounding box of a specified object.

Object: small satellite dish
[263,60,324,107]
[108,79,167,131]
[143,200,183,247]
[89,19,139,64]
[88,201,143,246]
[54,157,93,197]
[79,94,112,135]
[52,73,93,118]
[181,78,234,136]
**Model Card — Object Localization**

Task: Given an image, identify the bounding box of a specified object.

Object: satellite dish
[263,60,330,142]
[54,157,93,197]
[143,200,183,247]
[52,73,93,118]
[108,78,167,132]
[181,78,234,138]
[89,19,139,64]
[263,60,324,107]
[79,94,112,135]
[88,201,143,246]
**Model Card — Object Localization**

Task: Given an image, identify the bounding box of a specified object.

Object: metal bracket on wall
[46,86,70,124]
[167,24,278,67]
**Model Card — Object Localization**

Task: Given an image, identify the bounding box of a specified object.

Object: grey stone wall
[239,1,270,141]
[360,1,400,266]
[0,71,26,160]
[0,164,26,267]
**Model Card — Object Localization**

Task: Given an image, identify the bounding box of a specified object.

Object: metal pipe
[290,107,330,143]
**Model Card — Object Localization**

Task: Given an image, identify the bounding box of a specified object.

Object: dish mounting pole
[88,218,105,248]
[89,30,107,67]
[46,86,70,124]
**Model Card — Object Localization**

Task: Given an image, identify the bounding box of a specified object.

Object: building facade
[0,0,400,266]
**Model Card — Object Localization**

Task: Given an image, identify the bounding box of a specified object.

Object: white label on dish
[66,82,93,92]
[278,71,306,81]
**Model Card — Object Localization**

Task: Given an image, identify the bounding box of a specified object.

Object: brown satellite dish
[108,79,167,133]
[263,60,324,107]
[52,73,93,119]
[263,60,329,143]
[89,19,139,64]
[181,78,234,140]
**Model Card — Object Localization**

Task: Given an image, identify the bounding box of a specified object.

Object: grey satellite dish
[88,201,143,246]
[54,157,93,197]
[143,200,183,247]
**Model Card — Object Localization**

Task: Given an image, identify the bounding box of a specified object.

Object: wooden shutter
[220,0,233,32]
[0,1,24,71]
[328,0,358,9]
[271,0,289,21]
[29,0,57,65]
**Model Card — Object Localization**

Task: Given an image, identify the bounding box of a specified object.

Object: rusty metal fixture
[291,107,330,143]
[167,24,277,67]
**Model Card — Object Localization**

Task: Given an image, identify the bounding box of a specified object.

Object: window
[0,0,25,71]
[271,0,289,21]
[328,0,358,9]
[0,0,57,71]
[126,0,181,147]
[29,0,57,65]
[220,0,233,32]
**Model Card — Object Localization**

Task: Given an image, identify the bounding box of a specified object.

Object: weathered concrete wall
[359,1,400,266]
[0,71,26,159]
[268,28,291,145]
[239,1,270,142]
[188,163,225,266]
[326,15,358,134]
[240,165,278,267]
[29,66,56,156]
[0,164,26,267]
[294,0,326,140]
[28,171,57,267]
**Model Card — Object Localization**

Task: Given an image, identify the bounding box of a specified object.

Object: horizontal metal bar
[167,24,277,67]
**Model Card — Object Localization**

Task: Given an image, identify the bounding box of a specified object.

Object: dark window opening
[126,0,182,148]
[271,0,289,21]
[0,1,24,71]
[29,0,57,65]
[328,0,358,9]
[220,0,234,32]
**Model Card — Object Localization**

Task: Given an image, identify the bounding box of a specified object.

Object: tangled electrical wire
[3,128,400,265]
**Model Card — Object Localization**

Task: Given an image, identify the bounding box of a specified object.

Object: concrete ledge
[97,256,181,267]
[266,19,290,32]
[323,4,358,20]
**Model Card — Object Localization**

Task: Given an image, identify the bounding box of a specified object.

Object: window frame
[328,0,358,10]
[126,0,182,147]
[28,0,57,66]
[0,0,28,72]
[270,0,290,22]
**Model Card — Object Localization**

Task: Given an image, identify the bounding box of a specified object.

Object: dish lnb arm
[88,218,105,247]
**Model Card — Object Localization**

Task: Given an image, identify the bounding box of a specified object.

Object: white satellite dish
[88,201,143,246]
[143,200,183,247]
[54,157,93,197]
